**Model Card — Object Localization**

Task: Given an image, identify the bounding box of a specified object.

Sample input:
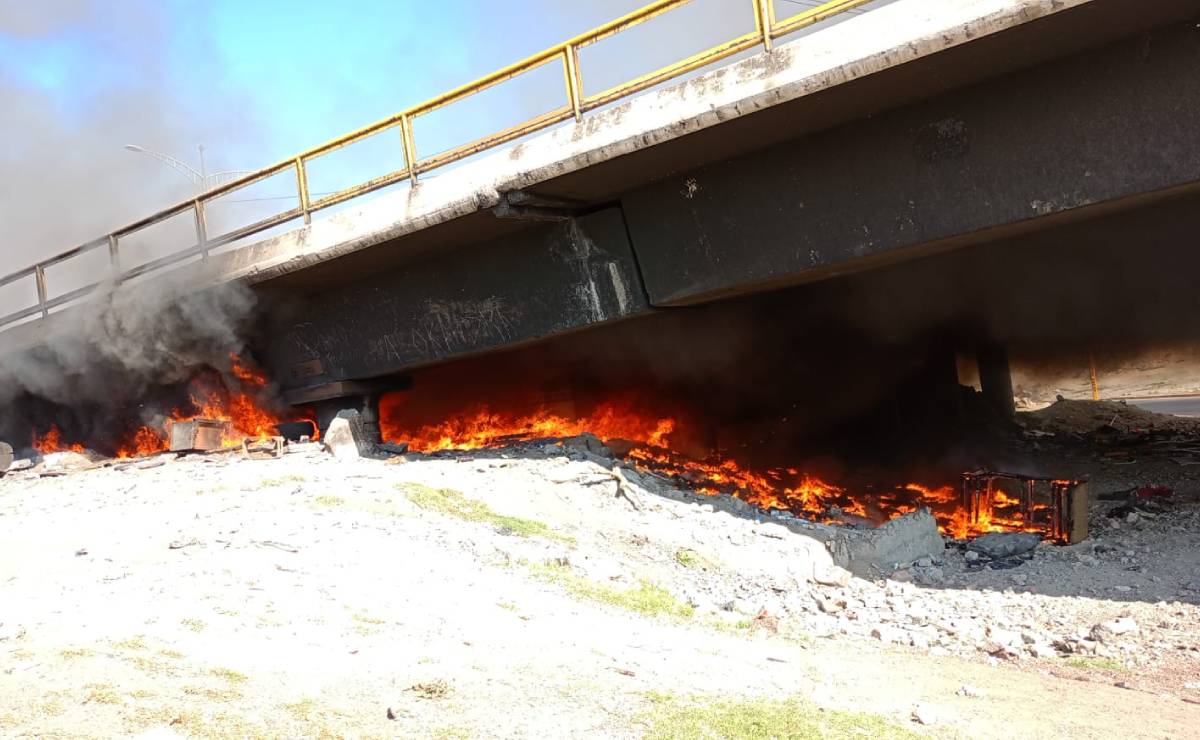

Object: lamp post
[123,144,251,193]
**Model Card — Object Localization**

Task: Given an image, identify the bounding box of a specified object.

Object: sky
[0,0,859,298]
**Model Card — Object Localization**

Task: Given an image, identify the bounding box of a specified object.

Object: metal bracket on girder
[492,190,587,222]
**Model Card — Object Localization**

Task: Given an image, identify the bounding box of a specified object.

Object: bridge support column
[978,345,1015,418]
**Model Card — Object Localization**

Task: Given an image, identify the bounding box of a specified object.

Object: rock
[871,625,907,645]
[823,509,944,577]
[967,532,1042,559]
[562,433,611,458]
[964,550,980,563]
[911,704,939,725]
[916,556,933,568]
[889,569,913,583]
[1182,579,1200,592]
[0,441,11,473]
[956,684,985,699]
[37,451,99,473]
[1091,617,1139,642]
[324,410,371,460]
[1029,643,1057,658]
[1125,512,1139,524]
[812,564,853,587]
[984,626,1022,655]
[813,594,843,614]
[915,566,945,586]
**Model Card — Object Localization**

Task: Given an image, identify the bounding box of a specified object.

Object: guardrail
[0,0,872,330]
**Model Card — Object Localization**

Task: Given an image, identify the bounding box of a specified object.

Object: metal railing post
[564,45,584,122]
[401,114,419,184]
[108,235,121,278]
[295,157,312,225]
[193,199,209,261]
[34,265,48,318]
[755,0,775,51]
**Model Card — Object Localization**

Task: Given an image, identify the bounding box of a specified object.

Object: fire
[31,424,86,454]
[381,396,675,453]
[116,426,167,459]
[112,354,314,458]
[379,392,1064,540]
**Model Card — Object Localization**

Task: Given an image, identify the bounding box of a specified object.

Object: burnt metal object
[242,436,284,460]
[168,419,231,453]
[275,420,317,442]
[961,470,1088,544]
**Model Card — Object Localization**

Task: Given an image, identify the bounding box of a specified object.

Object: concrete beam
[622,14,1200,306]
[262,208,649,392]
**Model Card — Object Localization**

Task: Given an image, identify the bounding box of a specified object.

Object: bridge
[4,0,1200,434]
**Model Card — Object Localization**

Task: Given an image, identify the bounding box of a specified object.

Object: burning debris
[377,393,1090,544]
[8,351,317,463]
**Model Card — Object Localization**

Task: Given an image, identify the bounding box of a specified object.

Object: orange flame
[31,424,86,454]
[379,392,1069,540]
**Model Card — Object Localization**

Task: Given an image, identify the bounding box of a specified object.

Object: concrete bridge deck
[4,0,1199,409]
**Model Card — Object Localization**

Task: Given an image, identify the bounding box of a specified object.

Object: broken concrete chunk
[38,451,102,474]
[562,432,612,458]
[967,532,1042,559]
[0,442,11,474]
[823,509,944,577]
[1091,617,1139,643]
[324,410,371,459]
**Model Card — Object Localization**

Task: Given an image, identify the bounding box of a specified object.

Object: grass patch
[1065,656,1125,671]
[497,601,519,612]
[407,679,453,700]
[314,494,345,507]
[59,647,95,660]
[261,474,308,488]
[184,685,243,702]
[641,694,921,740]
[83,684,122,705]
[431,726,472,740]
[281,697,319,721]
[158,648,186,660]
[210,667,249,684]
[529,561,693,620]
[126,656,175,676]
[674,548,701,568]
[181,618,206,632]
[113,636,148,651]
[402,483,572,543]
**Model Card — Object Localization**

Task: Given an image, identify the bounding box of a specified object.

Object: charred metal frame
[168,419,232,454]
[961,470,1089,544]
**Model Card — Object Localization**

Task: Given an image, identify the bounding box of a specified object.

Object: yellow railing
[0,0,872,329]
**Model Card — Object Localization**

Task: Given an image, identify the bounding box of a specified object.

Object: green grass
[674,547,701,568]
[259,474,308,489]
[640,694,922,740]
[1065,656,1125,671]
[529,561,693,620]
[314,494,346,507]
[210,667,249,684]
[402,484,572,543]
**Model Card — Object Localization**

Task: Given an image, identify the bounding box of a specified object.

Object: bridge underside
[256,1,1200,409]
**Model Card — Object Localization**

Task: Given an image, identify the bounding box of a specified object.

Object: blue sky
[0,0,840,272]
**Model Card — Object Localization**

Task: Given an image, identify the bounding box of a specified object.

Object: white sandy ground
[1,448,1199,738]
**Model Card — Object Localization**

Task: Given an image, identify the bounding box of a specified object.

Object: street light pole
[124,144,251,193]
